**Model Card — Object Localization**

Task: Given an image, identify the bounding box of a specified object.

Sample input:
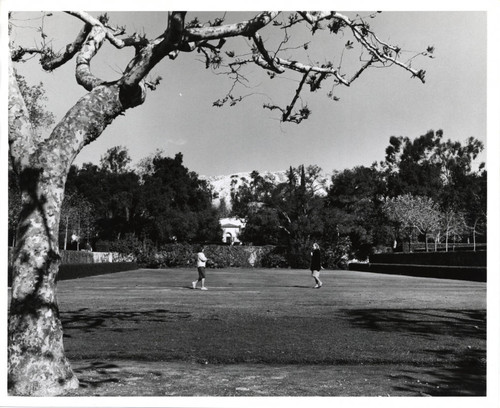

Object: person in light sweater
[192,246,209,290]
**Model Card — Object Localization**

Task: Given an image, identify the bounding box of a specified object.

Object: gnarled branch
[298,11,427,83]
[264,70,312,124]
[74,24,107,91]
[185,12,280,41]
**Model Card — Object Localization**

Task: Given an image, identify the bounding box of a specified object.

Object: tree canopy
[229,132,485,259]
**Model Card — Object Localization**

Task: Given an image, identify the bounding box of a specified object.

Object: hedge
[349,250,487,282]
[141,244,278,269]
[8,248,122,265]
[57,262,139,281]
[406,243,486,252]
[370,251,486,267]
[8,263,139,286]
[60,250,94,264]
[349,263,486,282]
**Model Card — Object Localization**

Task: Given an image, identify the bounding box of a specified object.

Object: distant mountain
[201,170,332,208]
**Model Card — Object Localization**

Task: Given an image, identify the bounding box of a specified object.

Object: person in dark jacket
[310,242,323,288]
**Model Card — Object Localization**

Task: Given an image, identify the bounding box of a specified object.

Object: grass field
[52,267,486,396]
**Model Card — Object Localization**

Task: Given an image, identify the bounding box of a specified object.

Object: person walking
[192,246,208,290]
[310,242,323,289]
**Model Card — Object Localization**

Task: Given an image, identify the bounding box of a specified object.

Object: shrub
[322,237,352,270]
[261,252,289,268]
[60,250,94,264]
[127,243,278,269]
[94,240,112,252]
[90,239,354,270]
[204,245,266,268]
[152,243,197,268]
[285,241,312,269]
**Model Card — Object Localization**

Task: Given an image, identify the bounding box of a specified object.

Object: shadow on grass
[72,361,122,389]
[344,309,485,339]
[61,308,191,336]
[345,308,486,396]
[388,347,486,396]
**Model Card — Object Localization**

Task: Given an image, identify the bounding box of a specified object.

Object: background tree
[383,194,441,252]
[382,130,444,200]
[66,162,141,243]
[437,210,467,252]
[326,165,387,257]
[100,145,132,174]
[239,206,282,245]
[140,152,220,244]
[59,191,96,250]
[215,197,231,219]
[269,165,325,267]
[380,129,485,246]
[8,10,429,395]
[463,170,487,250]
[12,73,55,136]
[230,171,276,219]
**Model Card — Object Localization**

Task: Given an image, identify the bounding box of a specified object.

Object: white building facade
[219,217,246,245]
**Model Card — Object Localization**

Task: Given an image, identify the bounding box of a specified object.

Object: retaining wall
[8,248,137,286]
[57,262,138,281]
[349,251,486,282]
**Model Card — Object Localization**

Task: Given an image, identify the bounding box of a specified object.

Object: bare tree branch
[11,10,429,123]
[10,23,91,72]
[65,11,147,49]
[347,58,375,84]
[297,11,427,83]
[284,70,311,122]
[184,12,280,41]
[264,70,312,124]
[252,33,285,74]
[11,46,43,62]
[74,24,107,91]
[42,24,92,71]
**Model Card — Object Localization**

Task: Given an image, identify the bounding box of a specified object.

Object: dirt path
[67,359,484,396]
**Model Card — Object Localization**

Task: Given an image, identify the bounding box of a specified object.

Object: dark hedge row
[370,251,486,267]
[8,248,96,265]
[349,262,486,282]
[349,250,487,282]
[8,263,138,286]
[57,262,139,281]
[136,242,349,270]
[404,243,487,253]
[138,244,279,269]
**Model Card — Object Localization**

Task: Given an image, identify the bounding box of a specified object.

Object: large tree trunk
[8,61,140,394]
[8,171,78,396]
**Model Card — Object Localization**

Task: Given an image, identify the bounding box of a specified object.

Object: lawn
[53,267,486,396]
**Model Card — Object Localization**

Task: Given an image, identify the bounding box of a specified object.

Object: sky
[7,7,488,177]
